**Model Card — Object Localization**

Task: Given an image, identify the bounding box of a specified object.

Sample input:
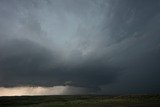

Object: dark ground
[0,94,160,107]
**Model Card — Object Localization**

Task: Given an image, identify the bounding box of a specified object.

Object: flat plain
[0,94,160,107]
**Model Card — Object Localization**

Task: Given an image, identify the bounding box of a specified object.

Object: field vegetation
[0,94,160,107]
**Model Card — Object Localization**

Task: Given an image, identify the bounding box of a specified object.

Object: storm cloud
[0,0,160,95]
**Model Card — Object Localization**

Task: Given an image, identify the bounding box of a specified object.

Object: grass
[0,94,160,107]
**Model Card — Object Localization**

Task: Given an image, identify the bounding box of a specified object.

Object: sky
[0,0,160,96]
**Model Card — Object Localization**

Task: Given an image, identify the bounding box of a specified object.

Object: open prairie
[0,95,160,107]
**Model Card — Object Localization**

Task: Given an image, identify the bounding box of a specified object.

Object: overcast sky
[0,0,160,95]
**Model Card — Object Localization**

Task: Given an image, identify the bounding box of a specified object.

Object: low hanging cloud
[0,86,88,96]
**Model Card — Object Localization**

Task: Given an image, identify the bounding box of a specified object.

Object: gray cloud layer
[0,0,160,94]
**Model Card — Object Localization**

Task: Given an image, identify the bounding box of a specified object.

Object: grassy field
[0,94,160,107]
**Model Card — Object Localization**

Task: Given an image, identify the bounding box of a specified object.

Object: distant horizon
[0,86,159,96]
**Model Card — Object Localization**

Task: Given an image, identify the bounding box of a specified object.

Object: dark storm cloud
[0,38,120,90]
[0,0,160,94]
